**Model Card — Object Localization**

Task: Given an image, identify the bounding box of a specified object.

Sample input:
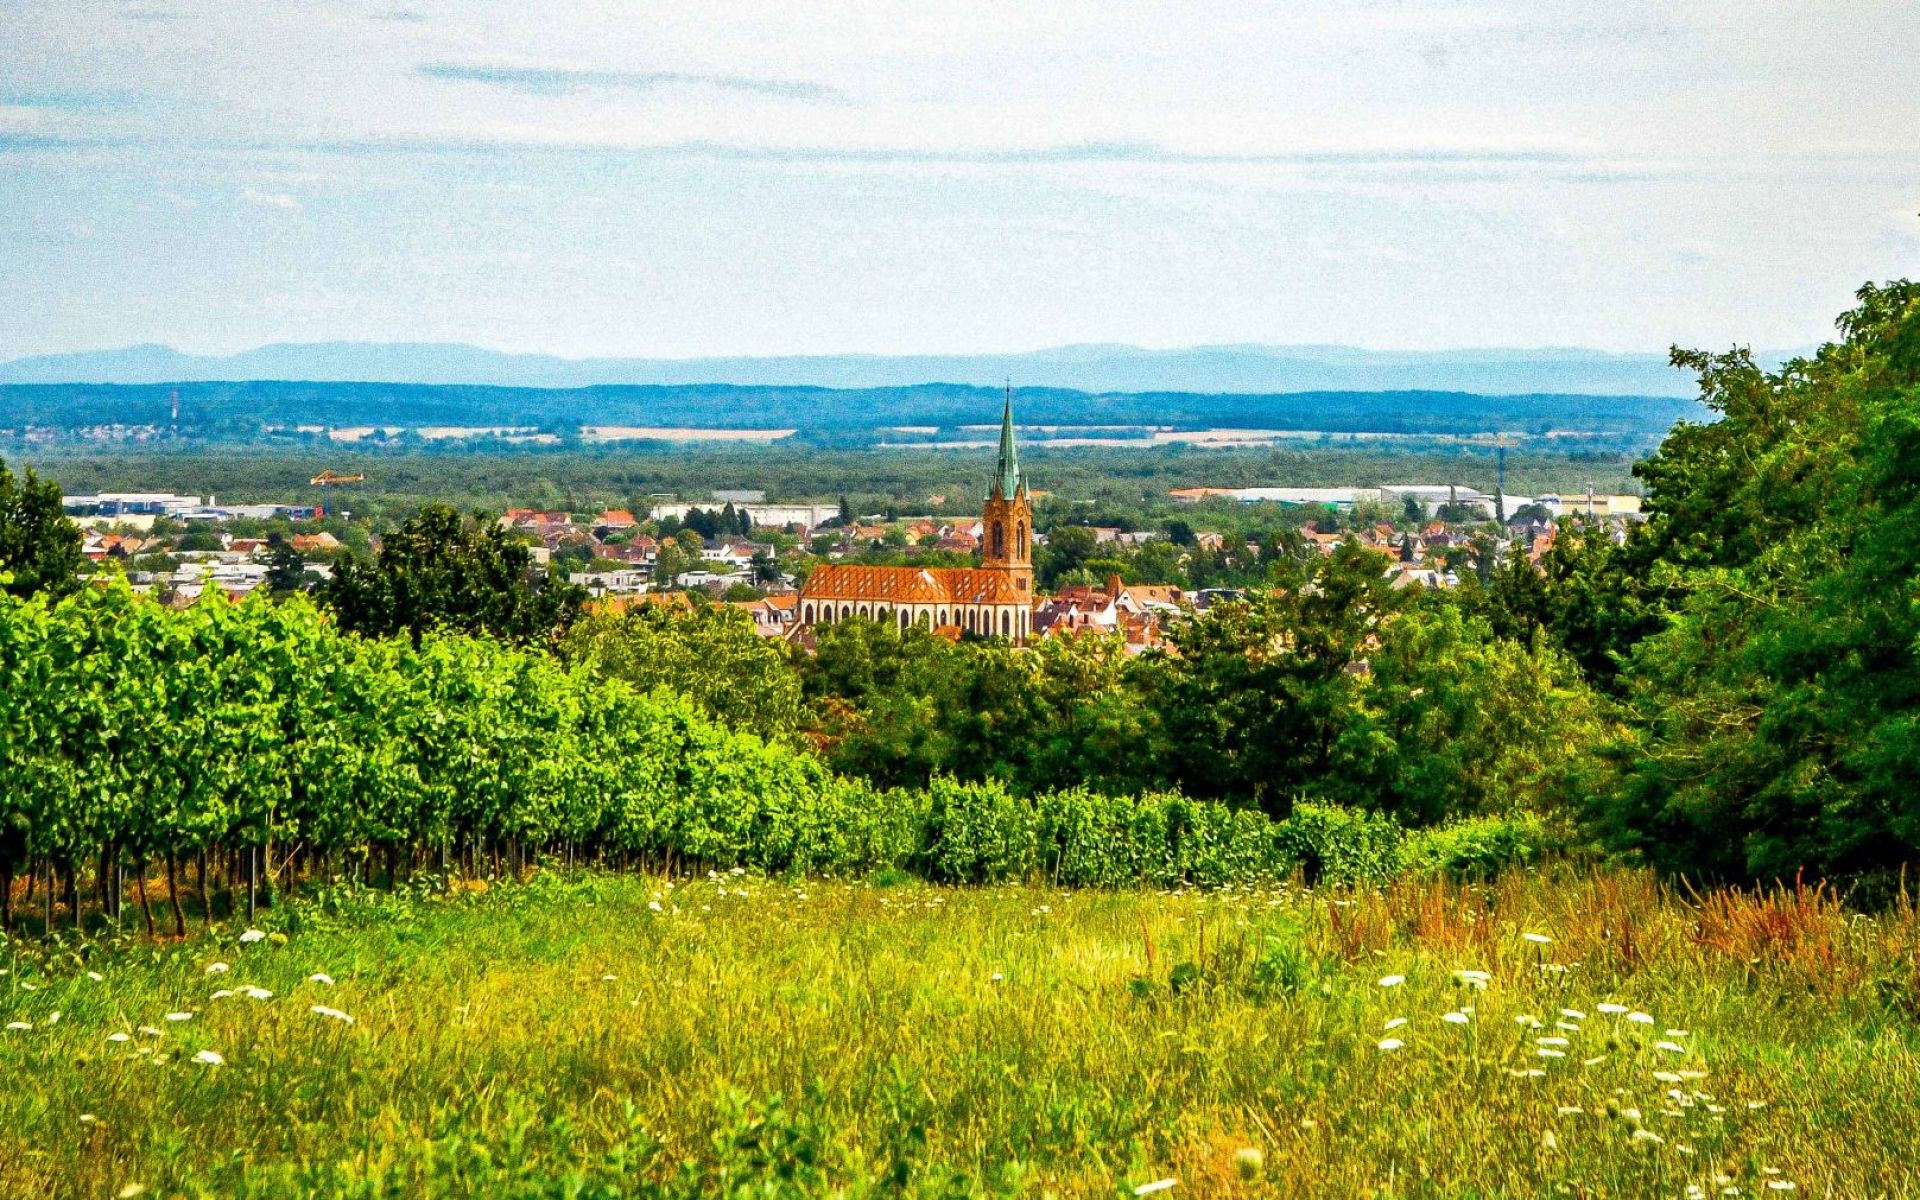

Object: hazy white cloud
[0,0,1916,357]
[239,187,300,210]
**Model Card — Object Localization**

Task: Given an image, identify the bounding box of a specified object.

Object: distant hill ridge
[0,340,1780,397]
[0,379,1703,441]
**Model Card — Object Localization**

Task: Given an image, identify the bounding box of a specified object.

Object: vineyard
[0,584,1542,937]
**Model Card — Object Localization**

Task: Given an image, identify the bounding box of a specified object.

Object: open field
[2,869,1915,1198]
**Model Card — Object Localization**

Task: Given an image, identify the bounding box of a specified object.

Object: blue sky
[3,1,1917,359]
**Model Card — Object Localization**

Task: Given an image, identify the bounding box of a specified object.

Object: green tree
[323,504,584,644]
[1146,541,1406,815]
[561,604,802,739]
[1600,280,1920,881]
[264,535,310,596]
[0,458,83,600]
[1037,525,1097,587]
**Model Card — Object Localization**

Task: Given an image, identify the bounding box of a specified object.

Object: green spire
[990,383,1023,500]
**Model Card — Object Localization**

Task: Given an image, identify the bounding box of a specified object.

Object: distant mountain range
[0,340,1790,397]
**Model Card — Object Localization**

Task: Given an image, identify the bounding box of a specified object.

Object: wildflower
[647,900,664,913]
[238,929,266,944]
[1134,1180,1176,1196]
[117,1185,148,1199]
[1538,1048,1566,1058]
[239,986,273,1001]
[1377,974,1405,987]
[1376,1037,1404,1051]
[210,990,234,1000]
[45,1011,60,1025]
[1442,1011,1470,1025]
[1630,1129,1664,1146]
[80,1113,97,1124]
[1555,1020,1581,1031]
[1560,1008,1587,1020]
[1556,1105,1584,1115]
[1655,1040,1685,1053]
[1452,969,1490,990]
[1597,1002,1628,1015]
[1540,1130,1557,1151]
[1514,1014,1542,1028]
[164,1012,194,1022]
[192,1049,225,1066]
[205,963,230,975]
[1583,1055,1606,1066]
[308,973,335,986]
[1765,1185,1795,1193]
[1232,1147,1263,1180]
[1653,1071,1683,1083]
[1627,1011,1654,1025]
[1522,933,1552,944]
[87,971,105,982]
[310,1005,354,1024]
[4,1021,30,1032]
[106,1032,130,1043]
[991,972,1005,983]
[136,1026,163,1037]
[1382,1017,1407,1030]
[1537,1036,1570,1047]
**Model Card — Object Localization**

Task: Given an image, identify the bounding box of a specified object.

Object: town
[59,403,1647,650]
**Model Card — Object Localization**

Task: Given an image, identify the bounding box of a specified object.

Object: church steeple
[990,382,1023,501]
[980,384,1033,598]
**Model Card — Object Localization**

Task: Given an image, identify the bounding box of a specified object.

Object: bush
[1272,803,1405,886]
[1400,811,1555,879]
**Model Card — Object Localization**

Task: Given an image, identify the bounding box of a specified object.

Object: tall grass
[1,867,1915,1197]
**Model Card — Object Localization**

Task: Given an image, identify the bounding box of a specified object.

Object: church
[799,392,1034,644]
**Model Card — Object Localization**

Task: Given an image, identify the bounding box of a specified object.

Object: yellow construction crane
[309,470,365,518]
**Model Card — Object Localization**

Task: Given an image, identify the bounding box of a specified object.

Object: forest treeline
[23,441,1640,526]
[2,280,1918,899]
[2,378,1697,440]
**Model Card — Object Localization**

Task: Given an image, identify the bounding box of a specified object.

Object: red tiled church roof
[801,564,1025,606]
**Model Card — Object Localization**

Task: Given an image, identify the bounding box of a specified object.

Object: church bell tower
[981,385,1033,596]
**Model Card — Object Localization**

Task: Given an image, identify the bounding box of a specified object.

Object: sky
[3,1,1918,361]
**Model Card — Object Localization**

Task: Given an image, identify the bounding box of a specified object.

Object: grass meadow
[2,868,1917,1198]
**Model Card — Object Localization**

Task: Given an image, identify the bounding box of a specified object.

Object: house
[576,569,653,598]
[601,536,657,565]
[593,509,638,537]
[701,540,770,569]
[290,532,343,553]
[731,594,799,638]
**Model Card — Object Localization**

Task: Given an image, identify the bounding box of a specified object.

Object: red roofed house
[594,509,638,537]
[799,392,1035,643]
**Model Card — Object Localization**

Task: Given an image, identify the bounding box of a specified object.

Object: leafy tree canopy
[322,503,583,644]
[0,457,83,601]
